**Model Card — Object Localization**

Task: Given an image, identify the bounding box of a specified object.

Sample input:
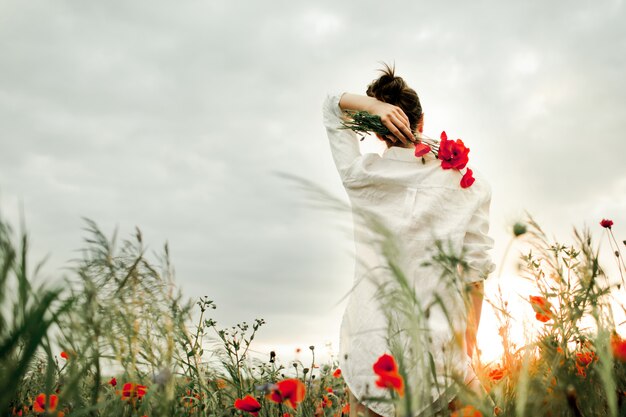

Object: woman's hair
[366,62,423,147]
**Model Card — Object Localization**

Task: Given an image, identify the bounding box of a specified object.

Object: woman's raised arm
[338,93,415,145]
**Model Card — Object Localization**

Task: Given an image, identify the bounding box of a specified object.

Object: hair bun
[366,62,407,103]
[364,62,424,148]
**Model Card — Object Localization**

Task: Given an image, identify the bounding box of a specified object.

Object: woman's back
[322,90,495,417]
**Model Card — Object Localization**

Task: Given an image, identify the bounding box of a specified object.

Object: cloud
[1,0,625,358]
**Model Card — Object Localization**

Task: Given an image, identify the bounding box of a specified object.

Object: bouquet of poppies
[340,110,475,188]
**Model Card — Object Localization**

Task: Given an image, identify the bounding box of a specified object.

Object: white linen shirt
[322,91,496,417]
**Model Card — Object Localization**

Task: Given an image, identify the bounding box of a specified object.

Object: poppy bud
[513,222,527,237]
[600,219,613,229]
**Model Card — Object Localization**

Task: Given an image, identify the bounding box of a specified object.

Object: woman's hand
[366,100,414,145]
[338,93,414,145]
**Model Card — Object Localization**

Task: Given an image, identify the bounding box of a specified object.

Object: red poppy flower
[266,378,306,409]
[333,368,341,378]
[529,295,554,322]
[321,394,332,408]
[414,142,432,157]
[437,131,470,170]
[234,395,262,417]
[109,377,117,387]
[460,168,475,188]
[600,219,614,229]
[120,382,147,400]
[342,403,350,414]
[373,353,398,374]
[33,394,59,413]
[611,333,626,361]
[574,351,597,378]
[576,351,596,367]
[488,367,504,381]
[372,353,405,397]
[60,351,68,360]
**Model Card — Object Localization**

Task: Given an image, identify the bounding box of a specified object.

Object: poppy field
[1,206,626,417]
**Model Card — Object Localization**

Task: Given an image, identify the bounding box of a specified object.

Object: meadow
[2,192,626,417]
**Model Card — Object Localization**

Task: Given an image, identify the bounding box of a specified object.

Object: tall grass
[2,175,626,417]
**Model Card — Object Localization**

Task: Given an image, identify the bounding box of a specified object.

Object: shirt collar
[382,145,437,163]
[382,146,419,162]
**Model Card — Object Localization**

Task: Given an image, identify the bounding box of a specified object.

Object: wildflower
[600,219,614,229]
[182,389,202,413]
[611,333,626,361]
[108,377,117,387]
[33,394,64,416]
[438,131,470,170]
[234,395,262,417]
[451,404,482,417]
[120,382,147,401]
[576,351,596,367]
[373,353,405,397]
[342,403,350,414]
[488,367,504,381]
[529,295,554,322]
[60,351,68,360]
[574,350,597,377]
[460,168,475,189]
[325,387,333,393]
[266,378,306,409]
[321,394,332,408]
[333,368,342,378]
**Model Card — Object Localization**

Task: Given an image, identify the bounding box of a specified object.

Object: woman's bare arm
[338,93,415,145]
[465,281,484,358]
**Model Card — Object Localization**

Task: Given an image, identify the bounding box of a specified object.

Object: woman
[322,63,495,417]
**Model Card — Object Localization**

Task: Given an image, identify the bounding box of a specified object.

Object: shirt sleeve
[461,186,496,284]
[322,91,362,181]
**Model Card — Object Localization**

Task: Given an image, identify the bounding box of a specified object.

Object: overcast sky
[1,0,625,366]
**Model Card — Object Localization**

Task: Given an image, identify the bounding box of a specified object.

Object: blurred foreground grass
[1,202,626,416]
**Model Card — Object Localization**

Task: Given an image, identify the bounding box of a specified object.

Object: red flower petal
[460,168,475,188]
[373,353,398,374]
[414,142,431,158]
[234,395,262,416]
[267,379,306,409]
